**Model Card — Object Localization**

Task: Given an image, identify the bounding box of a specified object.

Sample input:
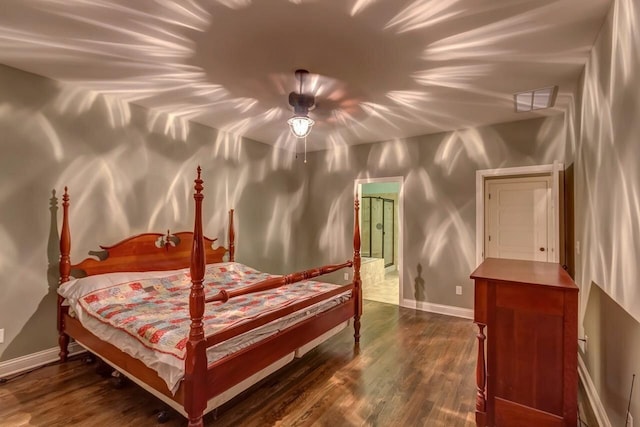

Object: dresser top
[470,258,578,290]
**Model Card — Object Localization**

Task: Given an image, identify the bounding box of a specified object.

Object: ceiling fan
[287,69,315,138]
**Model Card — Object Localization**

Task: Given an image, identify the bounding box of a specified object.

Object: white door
[485,176,553,262]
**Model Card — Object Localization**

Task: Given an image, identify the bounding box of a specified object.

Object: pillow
[58,267,189,303]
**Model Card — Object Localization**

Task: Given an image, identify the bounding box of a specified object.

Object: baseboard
[400,298,473,319]
[578,354,611,427]
[0,342,86,378]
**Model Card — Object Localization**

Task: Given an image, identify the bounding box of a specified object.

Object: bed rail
[204,261,353,304]
[205,282,354,348]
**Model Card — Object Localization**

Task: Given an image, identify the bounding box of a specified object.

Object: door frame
[475,162,563,266]
[354,176,404,304]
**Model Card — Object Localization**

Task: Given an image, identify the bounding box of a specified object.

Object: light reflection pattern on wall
[0,0,610,151]
[0,63,308,361]
[568,1,640,426]
[303,113,567,309]
[574,0,640,323]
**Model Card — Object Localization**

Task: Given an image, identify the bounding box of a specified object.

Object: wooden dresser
[471,258,578,427]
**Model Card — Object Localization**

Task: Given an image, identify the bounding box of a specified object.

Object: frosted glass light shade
[288,116,314,138]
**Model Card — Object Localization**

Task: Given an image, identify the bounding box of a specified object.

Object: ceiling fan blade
[279,71,364,123]
[288,91,300,107]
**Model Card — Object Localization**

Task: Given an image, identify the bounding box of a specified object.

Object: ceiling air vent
[514,85,558,112]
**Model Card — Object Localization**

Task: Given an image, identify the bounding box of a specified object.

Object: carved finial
[165,229,171,249]
[194,167,204,195]
[50,189,58,210]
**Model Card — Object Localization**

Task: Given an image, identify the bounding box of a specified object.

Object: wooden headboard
[59,186,235,280]
[71,232,227,276]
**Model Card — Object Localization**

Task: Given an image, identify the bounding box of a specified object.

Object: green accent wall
[362,182,400,195]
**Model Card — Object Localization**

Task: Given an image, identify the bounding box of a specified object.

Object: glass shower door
[370,198,383,258]
[361,196,394,267]
[361,197,371,257]
[383,198,394,267]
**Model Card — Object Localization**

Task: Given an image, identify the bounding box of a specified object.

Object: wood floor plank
[0,301,477,426]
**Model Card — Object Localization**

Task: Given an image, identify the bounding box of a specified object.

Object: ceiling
[0,0,612,151]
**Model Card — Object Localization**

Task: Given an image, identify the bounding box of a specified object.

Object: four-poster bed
[57,167,362,426]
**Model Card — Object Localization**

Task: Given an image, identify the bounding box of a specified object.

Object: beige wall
[298,115,567,309]
[0,64,308,361]
[571,0,640,424]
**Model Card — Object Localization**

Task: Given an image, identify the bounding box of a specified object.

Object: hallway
[362,270,399,305]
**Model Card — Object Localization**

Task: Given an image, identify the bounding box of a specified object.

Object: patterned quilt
[79,262,344,360]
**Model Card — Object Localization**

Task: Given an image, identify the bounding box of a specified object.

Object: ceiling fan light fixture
[288,115,314,138]
[288,69,316,139]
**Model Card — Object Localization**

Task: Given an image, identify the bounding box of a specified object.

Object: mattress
[59,262,351,394]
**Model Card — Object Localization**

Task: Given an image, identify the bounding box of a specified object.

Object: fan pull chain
[304,135,307,163]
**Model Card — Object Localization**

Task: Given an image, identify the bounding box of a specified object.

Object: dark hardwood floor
[0,301,477,426]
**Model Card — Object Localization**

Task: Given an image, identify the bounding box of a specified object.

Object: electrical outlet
[455,286,462,295]
[627,413,633,427]
[343,272,350,281]
[0,328,4,344]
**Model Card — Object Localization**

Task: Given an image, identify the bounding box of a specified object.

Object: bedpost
[228,209,235,262]
[58,187,71,362]
[353,193,362,344]
[185,167,207,427]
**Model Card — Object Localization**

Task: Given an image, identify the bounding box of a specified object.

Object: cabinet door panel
[495,397,564,427]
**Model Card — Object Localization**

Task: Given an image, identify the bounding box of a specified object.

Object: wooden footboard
[57,166,362,427]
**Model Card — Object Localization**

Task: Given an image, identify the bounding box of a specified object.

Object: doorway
[475,163,563,266]
[355,177,403,306]
[484,175,553,262]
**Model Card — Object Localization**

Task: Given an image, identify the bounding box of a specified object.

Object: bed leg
[58,333,69,362]
[155,409,170,424]
[110,371,128,389]
[95,359,112,377]
[354,316,361,344]
[187,414,204,427]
